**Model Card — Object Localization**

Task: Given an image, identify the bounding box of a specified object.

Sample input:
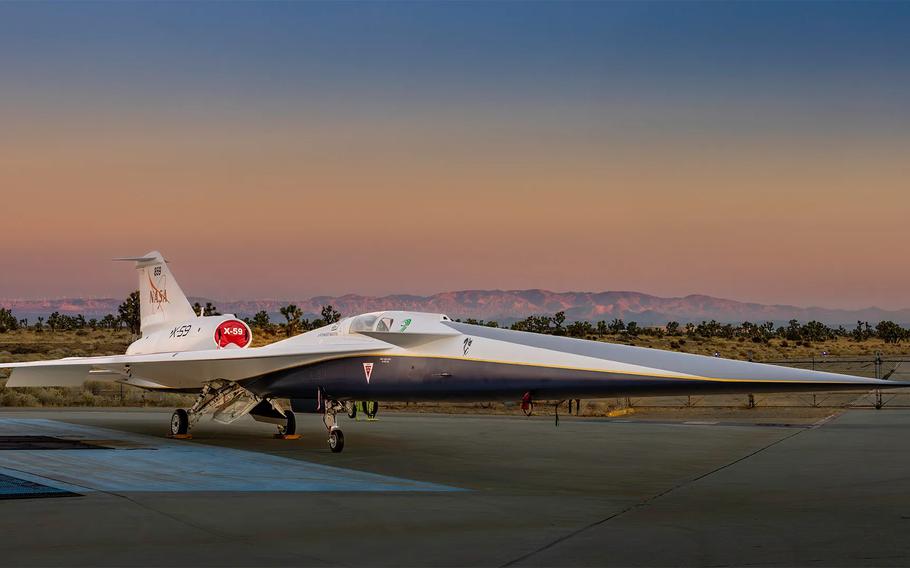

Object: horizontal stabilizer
[112,256,159,264]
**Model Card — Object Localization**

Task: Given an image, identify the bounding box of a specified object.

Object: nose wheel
[328,428,345,453]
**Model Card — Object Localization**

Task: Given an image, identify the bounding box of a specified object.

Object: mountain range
[2,290,909,326]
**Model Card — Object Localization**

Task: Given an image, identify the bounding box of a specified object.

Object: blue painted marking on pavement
[0,419,462,493]
[0,466,87,495]
[0,472,77,499]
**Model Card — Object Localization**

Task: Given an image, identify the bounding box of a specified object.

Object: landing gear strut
[323,399,346,453]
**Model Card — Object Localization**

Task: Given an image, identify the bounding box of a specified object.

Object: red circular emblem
[214,320,252,348]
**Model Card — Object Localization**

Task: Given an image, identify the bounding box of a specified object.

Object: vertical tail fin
[114,251,197,333]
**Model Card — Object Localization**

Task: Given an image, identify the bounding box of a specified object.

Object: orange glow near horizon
[2,105,907,310]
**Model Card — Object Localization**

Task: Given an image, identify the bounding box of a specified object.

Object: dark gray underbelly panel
[242,355,893,402]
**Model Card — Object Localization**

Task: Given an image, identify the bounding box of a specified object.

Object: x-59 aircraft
[2,252,905,452]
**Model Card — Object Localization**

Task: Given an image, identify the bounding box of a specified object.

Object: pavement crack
[0,462,231,541]
[112,493,239,541]
[500,425,816,567]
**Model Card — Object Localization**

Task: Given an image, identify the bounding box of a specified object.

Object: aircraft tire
[347,405,357,419]
[329,429,345,453]
[281,411,297,436]
[171,409,189,436]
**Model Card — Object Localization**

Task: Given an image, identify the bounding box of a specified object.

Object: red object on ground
[521,392,532,413]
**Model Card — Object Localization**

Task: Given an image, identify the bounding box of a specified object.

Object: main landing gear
[168,379,294,440]
[171,408,189,436]
[167,381,349,452]
[277,410,297,436]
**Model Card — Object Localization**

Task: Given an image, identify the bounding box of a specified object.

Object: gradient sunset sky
[1,2,908,309]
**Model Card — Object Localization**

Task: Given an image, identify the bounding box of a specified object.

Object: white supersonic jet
[2,252,904,452]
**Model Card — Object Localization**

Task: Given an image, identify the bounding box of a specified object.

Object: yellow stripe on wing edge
[363,352,874,385]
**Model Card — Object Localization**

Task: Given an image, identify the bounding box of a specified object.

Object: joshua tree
[193,302,221,317]
[118,291,141,335]
[99,314,119,329]
[876,320,907,344]
[279,304,303,337]
[0,308,18,333]
[250,310,272,331]
[313,304,342,328]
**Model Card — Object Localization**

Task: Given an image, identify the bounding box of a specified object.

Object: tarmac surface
[0,407,908,567]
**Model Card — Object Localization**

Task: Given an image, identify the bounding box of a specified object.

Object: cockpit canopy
[349,314,387,333]
[346,311,451,334]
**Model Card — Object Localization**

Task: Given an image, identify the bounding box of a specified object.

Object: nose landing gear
[323,400,347,453]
